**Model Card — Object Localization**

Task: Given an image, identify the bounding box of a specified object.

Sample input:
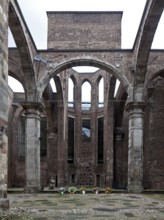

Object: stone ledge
[0,199,10,210]
[24,187,41,193]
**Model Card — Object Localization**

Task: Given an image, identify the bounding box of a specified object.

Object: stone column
[126,102,145,192]
[57,104,66,187]
[105,98,114,187]
[0,0,10,210]
[23,103,44,193]
[0,127,8,198]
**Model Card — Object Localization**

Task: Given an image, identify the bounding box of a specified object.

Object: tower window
[81,81,91,110]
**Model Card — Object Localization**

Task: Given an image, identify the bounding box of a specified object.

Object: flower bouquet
[79,187,87,194]
[58,187,66,194]
[93,187,99,194]
[105,187,112,194]
[68,186,77,194]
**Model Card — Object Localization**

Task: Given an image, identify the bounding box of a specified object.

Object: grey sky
[8,0,164,93]
[8,0,164,49]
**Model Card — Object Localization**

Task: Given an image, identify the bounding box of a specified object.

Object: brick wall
[47,12,122,49]
[143,76,164,189]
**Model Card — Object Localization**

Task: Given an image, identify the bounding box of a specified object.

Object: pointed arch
[81,80,91,110]
[68,77,74,107]
[97,77,104,108]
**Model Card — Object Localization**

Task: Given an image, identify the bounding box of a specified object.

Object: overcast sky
[8,0,164,49]
[8,0,164,93]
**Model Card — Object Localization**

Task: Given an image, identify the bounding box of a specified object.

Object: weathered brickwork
[0,0,9,121]
[47,12,122,49]
[143,75,164,189]
[0,0,9,209]
[0,0,164,198]
[8,5,164,191]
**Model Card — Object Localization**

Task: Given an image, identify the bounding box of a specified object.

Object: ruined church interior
[0,0,164,205]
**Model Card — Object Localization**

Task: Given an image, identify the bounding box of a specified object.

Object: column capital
[22,102,44,112]
[126,102,146,112]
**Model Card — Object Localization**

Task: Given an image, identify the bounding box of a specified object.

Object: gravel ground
[0,193,164,219]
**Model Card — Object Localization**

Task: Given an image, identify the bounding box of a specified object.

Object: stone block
[0,199,9,210]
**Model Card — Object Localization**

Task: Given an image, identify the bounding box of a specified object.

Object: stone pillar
[126,102,145,192]
[0,0,10,210]
[23,103,44,193]
[57,104,66,187]
[0,127,8,198]
[105,99,114,187]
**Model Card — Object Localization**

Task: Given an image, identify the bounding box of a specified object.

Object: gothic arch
[69,75,77,86]
[81,78,92,86]
[96,75,103,84]
[147,69,164,85]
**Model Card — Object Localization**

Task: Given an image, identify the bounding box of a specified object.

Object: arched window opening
[68,78,74,108]
[50,78,57,93]
[81,81,91,110]
[98,77,104,107]
[114,79,120,97]
[8,76,25,93]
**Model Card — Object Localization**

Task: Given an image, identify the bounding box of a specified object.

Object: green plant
[79,187,87,193]
[68,186,77,194]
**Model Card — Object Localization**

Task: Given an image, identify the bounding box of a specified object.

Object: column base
[105,174,113,187]
[24,186,41,193]
[128,182,143,193]
[0,199,10,210]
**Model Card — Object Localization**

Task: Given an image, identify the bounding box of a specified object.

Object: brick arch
[145,69,164,92]
[53,75,64,104]
[96,75,103,84]
[13,105,24,119]
[37,58,129,100]
[69,75,77,86]
[9,0,36,101]
[134,0,164,84]
[42,74,64,110]
[147,69,164,84]
[81,78,92,86]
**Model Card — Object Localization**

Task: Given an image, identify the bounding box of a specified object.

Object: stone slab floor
[0,193,164,219]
